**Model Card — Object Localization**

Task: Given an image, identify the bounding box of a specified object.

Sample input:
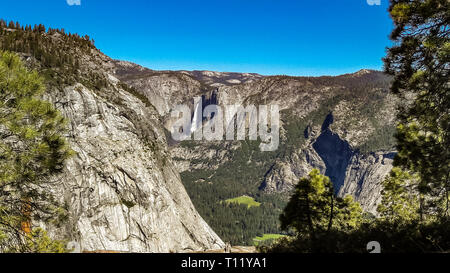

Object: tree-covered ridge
[0,19,109,90]
[0,20,95,67]
[0,19,155,114]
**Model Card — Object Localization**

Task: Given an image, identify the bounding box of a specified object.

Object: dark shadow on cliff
[312,112,353,193]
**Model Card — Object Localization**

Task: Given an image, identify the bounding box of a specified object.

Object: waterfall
[190,97,202,134]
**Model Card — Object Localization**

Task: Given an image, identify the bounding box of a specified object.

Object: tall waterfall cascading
[190,90,218,135]
[190,97,202,134]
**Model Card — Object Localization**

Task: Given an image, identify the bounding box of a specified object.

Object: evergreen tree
[24,228,68,253]
[383,0,450,217]
[377,167,421,222]
[0,51,72,252]
[280,169,362,241]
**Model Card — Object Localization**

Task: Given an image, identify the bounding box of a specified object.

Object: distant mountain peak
[354,69,376,76]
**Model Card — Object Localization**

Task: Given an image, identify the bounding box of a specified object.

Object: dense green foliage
[270,170,363,252]
[181,140,287,245]
[264,216,450,253]
[263,169,450,253]
[0,51,71,252]
[377,167,421,222]
[280,170,363,235]
[384,0,449,217]
[23,228,68,253]
[1,23,91,63]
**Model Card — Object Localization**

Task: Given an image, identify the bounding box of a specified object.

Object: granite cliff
[0,27,224,252]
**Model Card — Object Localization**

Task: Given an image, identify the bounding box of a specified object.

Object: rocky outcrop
[261,114,395,214]
[262,150,393,215]
[313,113,353,192]
[261,149,326,193]
[41,78,224,252]
[339,152,396,213]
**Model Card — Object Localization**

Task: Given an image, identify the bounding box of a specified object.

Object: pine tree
[24,228,68,253]
[377,167,421,222]
[383,0,450,217]
[0,51,72,252]
[279,169,362,240]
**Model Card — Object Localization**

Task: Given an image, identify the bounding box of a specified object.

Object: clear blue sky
[0,0,393,76]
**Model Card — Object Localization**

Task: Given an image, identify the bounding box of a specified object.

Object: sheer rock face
[260,116,394,214]
[262,130,395,214]
[42,72,224,252]
[339,152,396,213]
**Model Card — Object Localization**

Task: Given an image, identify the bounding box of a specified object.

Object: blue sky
[0,0,393,76]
